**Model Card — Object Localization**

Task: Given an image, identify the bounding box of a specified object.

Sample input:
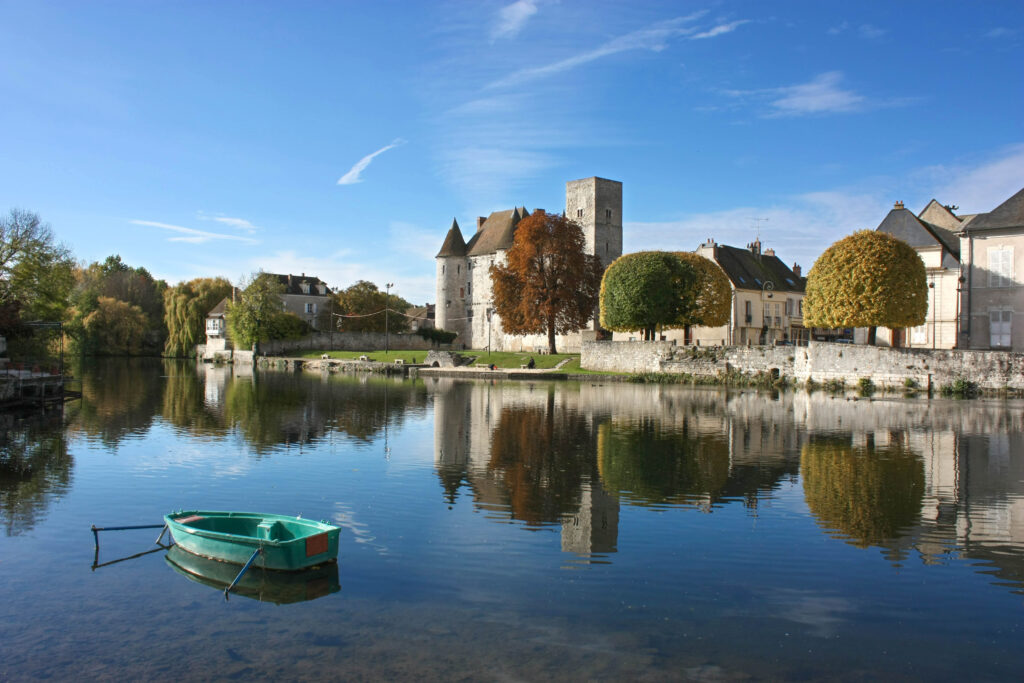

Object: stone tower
[565,177,623,268]
[435,218,468,337]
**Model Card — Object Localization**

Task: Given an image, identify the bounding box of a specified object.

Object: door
[990,310,1012,348]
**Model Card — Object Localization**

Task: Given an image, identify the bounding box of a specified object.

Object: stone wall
[256,331,446,356]
[582,340,1024,390]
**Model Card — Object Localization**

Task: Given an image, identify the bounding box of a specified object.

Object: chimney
[477,216,486,231]
[793,263,802,278]
[749,239,761,256]
[764,247,775,257]
[894,201,904,210]
[288,274,293,286]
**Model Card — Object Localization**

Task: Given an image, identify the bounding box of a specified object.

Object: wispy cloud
[491,0,538,41]
[196,212,260,234]
[337,138,406,185]
[724,72,889,117]
[130,220,260,245]
[487,12,713,89]
[931,143,1024,213]
[691,20,750,40]
[985,27,1017,38]
[828,22,887,39]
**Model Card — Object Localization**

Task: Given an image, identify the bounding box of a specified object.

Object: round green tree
[804,230,926,344]
[599,251,697,340]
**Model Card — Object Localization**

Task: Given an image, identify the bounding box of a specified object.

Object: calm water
[2,359,1023,681]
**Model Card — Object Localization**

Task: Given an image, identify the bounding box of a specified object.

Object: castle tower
[435,218,468,337]
[565,177,623,268]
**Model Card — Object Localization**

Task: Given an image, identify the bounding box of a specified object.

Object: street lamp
[385,282,394,356]
[761,280,774,344]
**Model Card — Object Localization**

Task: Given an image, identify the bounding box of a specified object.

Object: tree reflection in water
[0,410,70,536]
[69,358,162,447]
[802,437,924,548]
[486,389,597,526]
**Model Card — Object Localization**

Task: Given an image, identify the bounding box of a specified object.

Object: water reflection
[802,437,925,548]
[69,358,162,446]
[165,545,340,604]
[0,409,70,536]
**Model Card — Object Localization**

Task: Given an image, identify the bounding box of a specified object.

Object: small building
[679,239,806,346]
[959,187,1024,351]
[204,297,232,357]
[865,200,964,348]
[406,304,435,332]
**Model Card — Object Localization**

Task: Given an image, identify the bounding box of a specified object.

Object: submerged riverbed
[1,358,1023,680]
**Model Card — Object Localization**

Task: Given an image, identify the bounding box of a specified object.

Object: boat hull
[164,511,340,571]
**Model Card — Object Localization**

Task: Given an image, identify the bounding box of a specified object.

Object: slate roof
[876,207,960,261]
[268,273,331,296]
[436,219,467,257]
[713,245,805,293]
[962,186,1024,231]
[207,297,230,318]
[465,207,529,256]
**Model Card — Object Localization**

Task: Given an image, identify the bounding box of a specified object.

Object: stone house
[272,273,331,330]
[958,187,1024,351]
[203,296,231,357]
[644,239,805,346]
[435,177,622,352]
[864,200,964,348]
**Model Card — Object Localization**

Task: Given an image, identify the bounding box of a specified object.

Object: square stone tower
[565,177,623,268]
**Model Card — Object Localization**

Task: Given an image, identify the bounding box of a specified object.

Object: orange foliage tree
[489,210,604,354]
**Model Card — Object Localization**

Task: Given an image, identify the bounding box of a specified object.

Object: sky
[1,1,1022,305]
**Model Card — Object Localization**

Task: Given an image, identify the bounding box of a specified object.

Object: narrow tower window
[606,208,611,219]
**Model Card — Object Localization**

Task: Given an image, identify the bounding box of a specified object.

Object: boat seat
[257,521,281,540]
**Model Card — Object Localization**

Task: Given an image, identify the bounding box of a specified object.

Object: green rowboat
[164,510,340,571]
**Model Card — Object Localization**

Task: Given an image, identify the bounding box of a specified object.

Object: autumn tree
[163,277,233,357]
[328,280,412,334]
[489,210,604,354]
[804,230,926,345]
[82,297,149,355]
[673,252,732,329]
[66,255,168,355]
[0,208,74,325]
[600,251,697,340]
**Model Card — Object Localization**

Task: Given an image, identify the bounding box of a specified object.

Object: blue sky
[2,1,1022,305]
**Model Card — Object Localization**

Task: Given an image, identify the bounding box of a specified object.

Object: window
[442,265,445,274]
[467,281,471,295]
[459,287,464,298]
[785,298,793,316]
[911,323,927,345]
[799,300,803,315]
[988,247,1014,287]
[605,208,611,219]
[445,300,451,308]
[990,310,1012,347]
[745,300,752,316]
[305,303,317,314]
[300,283,310,294]
[577,208,583,218]
[764,304,771,318]
[457,265,461,274]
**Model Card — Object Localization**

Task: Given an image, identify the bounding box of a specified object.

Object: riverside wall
[199,331,450,361]
[582,340,1024,391]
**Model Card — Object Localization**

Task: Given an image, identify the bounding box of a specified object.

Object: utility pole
[385,282,394,356]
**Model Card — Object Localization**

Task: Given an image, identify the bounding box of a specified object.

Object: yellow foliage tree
[804,230,926,344]
[673,252,731,328]
[82,296,148,355]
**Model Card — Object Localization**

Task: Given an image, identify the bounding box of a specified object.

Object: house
[689,239,806,345]
[271,273,331,330]
[865,200,964,348]
[435,177,622,351]
[204,297,231,357]
[958,187,1024,351]
[406,304,435,332]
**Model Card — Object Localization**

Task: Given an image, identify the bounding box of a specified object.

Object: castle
[435,177,622,352]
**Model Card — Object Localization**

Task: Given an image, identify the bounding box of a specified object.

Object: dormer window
[300,282,310,294]
[318,284,327,295]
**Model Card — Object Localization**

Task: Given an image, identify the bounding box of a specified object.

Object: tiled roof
[713,245,805,293]
[436,219,467,257]
[268,273,331,296]
[465,208,527,256]
[963,187,1024,231]
[876,208,960,261]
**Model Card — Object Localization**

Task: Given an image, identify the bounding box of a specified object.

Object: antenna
[751,217,769,241]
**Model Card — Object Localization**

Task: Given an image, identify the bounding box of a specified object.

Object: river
[1,358,1023,680]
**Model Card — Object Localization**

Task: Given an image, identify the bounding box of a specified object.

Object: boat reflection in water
[165,545,340,604]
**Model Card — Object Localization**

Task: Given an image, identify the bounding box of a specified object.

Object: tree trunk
[547,317,557,355]
[867,326,877,345]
